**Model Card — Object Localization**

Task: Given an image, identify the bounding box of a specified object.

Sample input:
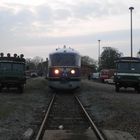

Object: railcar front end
[47,47,81,90]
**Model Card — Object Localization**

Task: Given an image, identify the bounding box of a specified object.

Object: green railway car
[114,57,140,93]
[0,53,26,93]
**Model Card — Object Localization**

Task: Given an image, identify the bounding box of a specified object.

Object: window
[13,63,24,71]
[0,62,24,71]
[0,63,12,70]
[118,62,140,73]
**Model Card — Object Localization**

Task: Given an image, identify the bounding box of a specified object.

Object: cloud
[35,5,53,23]
[0,5,34,36]
[66,0,129,20]
[0,1,138,38]
[0,0,140,59]
[54,9,71,20]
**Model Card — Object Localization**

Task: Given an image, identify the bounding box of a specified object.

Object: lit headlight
[71,69,75,74]
[54,69,59,75]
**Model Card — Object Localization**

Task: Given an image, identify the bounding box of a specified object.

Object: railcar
[47,46,81,90]
[0,53,26,93]
[114,57,140,93]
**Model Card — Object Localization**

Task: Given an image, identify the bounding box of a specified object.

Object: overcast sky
[0,0,140,61]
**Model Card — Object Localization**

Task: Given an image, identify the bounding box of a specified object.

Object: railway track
[35,92,105,140]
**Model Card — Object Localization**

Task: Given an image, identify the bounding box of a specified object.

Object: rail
[35,94,56,140]
[75,95,105,140]
[35,93,106,140]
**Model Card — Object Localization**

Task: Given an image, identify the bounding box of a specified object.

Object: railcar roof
[50,46,80,55]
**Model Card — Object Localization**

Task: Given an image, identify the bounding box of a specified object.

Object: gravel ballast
[78,80,140,140]
[0,77,52,140]
[0,78,140,140]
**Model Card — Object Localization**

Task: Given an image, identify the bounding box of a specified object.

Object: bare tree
[81,56,97,72]
[32,56,43,70]
[26,56,43,70]
[137,50,140,58]
[81,56,97,65]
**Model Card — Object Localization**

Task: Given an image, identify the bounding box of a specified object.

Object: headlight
[70,69,75,74]
[54,69,60,75]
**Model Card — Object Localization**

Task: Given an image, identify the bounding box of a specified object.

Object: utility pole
[129,7,134,57]
[98,40,101,69]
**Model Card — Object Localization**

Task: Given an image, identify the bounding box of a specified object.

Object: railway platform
[43,129,136,140]
[43,129,97,140]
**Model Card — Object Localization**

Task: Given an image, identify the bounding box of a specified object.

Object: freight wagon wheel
[115,84,120,92]
[137,87,140,93]
[18,85,24,93]
[135,86,140,93]
[0,86,2,92]
[7,86,10,91]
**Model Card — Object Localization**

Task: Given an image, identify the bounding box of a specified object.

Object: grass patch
[25,77,48,91]
[0,104,16,119]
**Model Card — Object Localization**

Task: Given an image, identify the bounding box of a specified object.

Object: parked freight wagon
[0,53,26,93]
[114,57,140,92]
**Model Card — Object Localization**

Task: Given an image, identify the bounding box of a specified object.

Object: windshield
[117,62,140,73]
[49,53,81,66]
[0,62,25,71]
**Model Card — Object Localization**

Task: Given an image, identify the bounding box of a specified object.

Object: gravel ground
[0,77,52,140]
[0,78,140,140]
[78,80,140,140]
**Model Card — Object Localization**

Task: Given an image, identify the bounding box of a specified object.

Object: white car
[104,76,115,84]
[92,72,100,79]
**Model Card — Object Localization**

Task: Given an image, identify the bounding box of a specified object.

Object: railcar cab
[48,46,81,90]
[114,57,140,92]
